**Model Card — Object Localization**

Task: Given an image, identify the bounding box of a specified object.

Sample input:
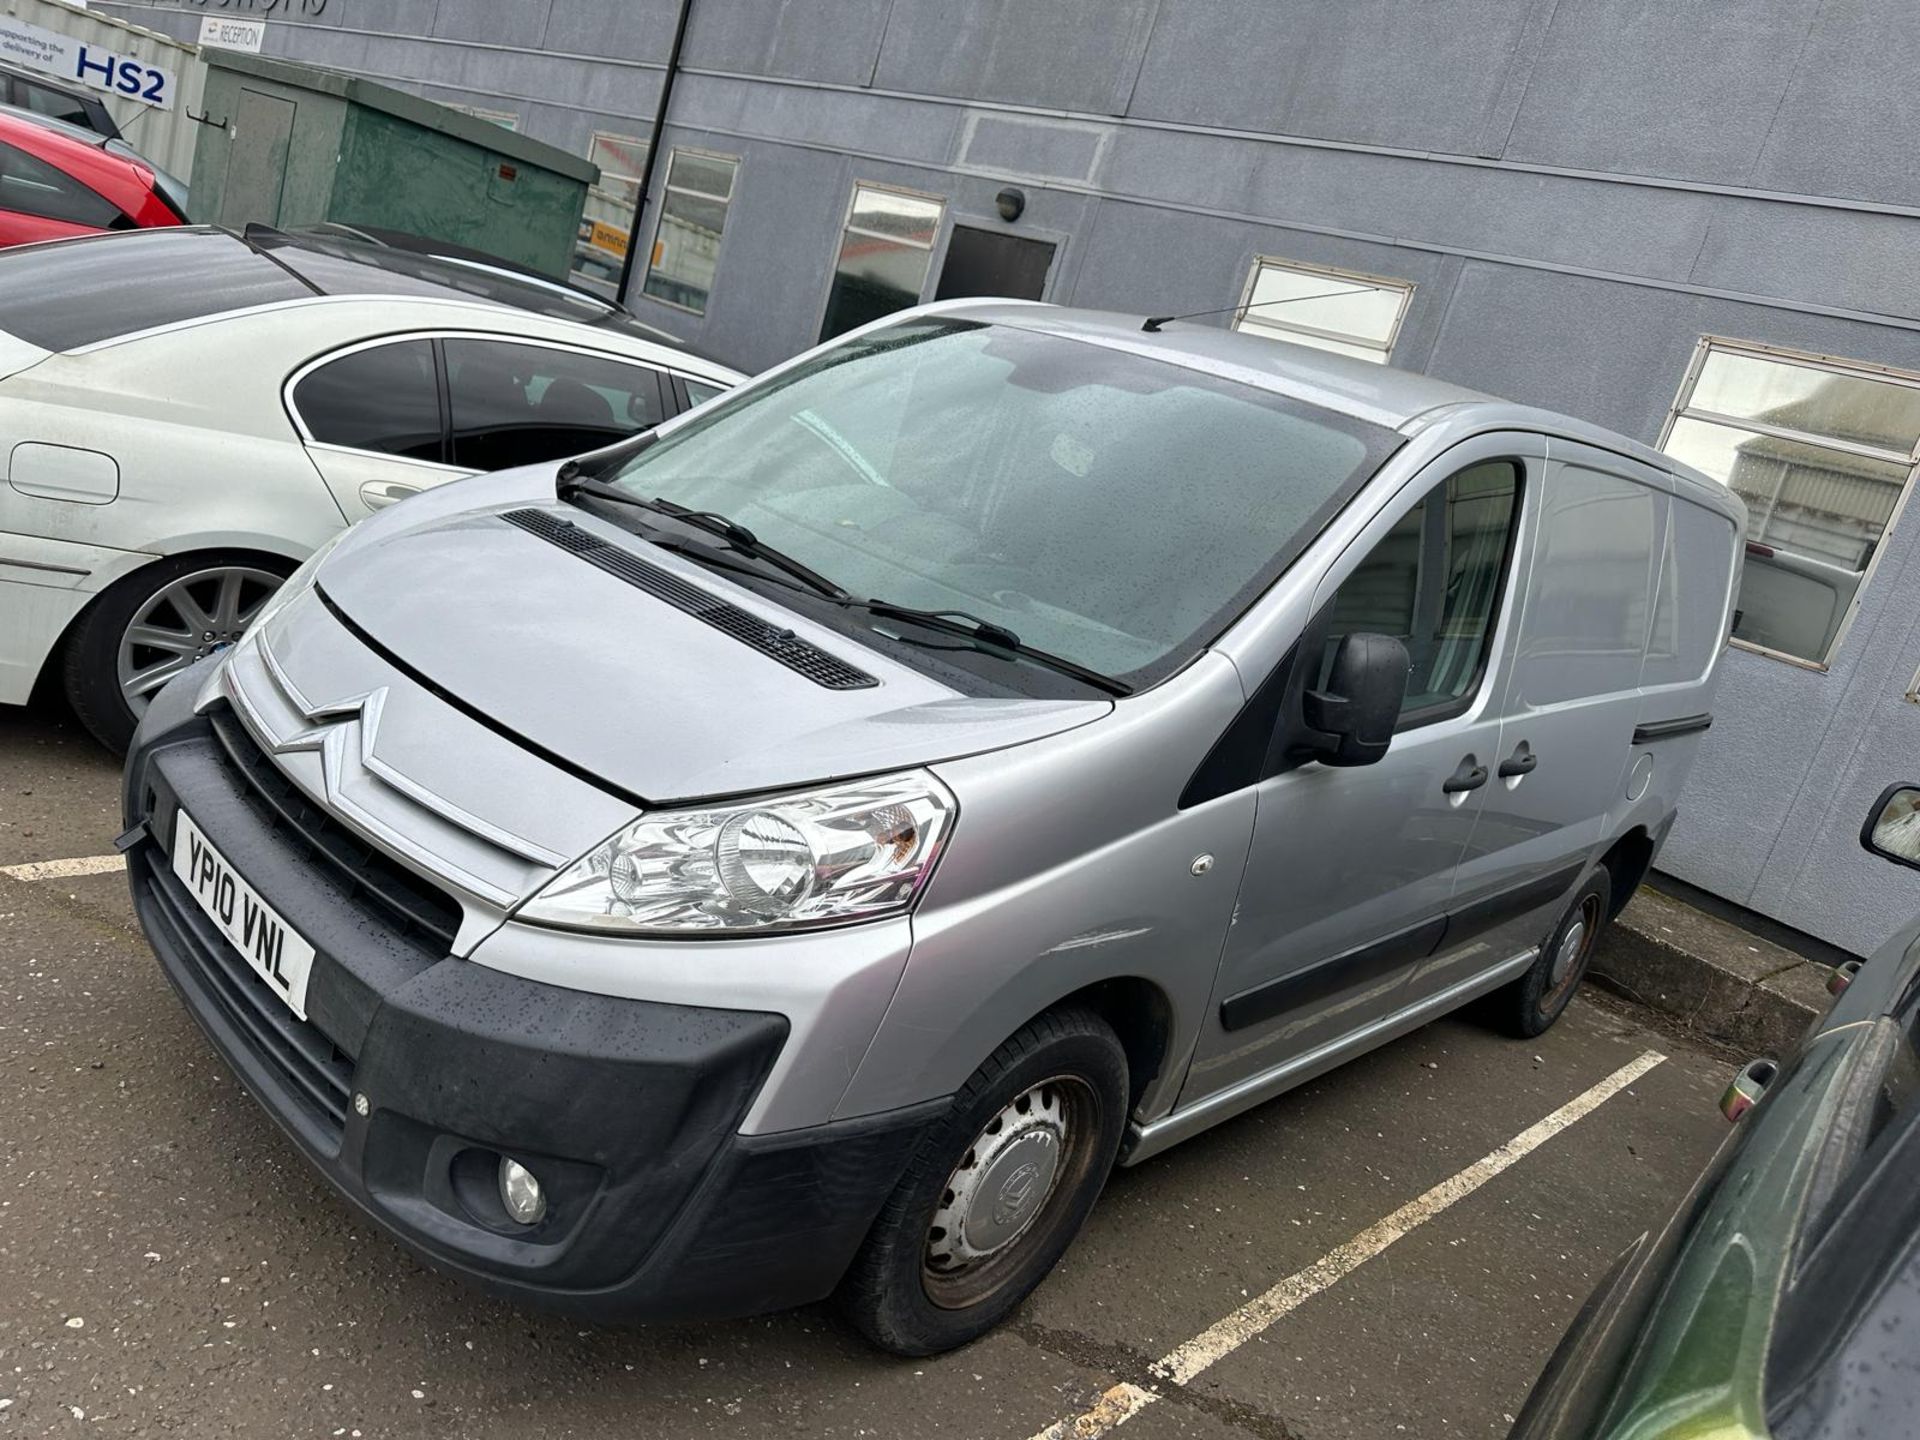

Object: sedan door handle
[1442,756,1489,794]
[1497,743,1538,779]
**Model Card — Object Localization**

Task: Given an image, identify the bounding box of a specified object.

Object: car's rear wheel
[1491,867,1613,1038]
[63,554,288,753]
[837,1007,1128,1356]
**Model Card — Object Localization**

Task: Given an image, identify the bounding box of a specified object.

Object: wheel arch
[39,543,304,705]
[1597,825,1658,923]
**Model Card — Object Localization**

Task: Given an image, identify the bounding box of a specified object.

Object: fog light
[498,1157,547,1225]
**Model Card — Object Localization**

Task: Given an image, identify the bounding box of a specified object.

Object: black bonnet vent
[498,508,878,691]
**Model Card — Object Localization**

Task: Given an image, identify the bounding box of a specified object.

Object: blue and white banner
[0,14,177,110]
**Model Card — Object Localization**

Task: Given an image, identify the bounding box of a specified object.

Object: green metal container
[189,50,596,279]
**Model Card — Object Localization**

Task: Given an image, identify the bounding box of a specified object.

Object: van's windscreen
[601,318,1400,688]
[0,229,318,352]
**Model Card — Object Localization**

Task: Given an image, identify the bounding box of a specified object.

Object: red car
[0,107,187,247]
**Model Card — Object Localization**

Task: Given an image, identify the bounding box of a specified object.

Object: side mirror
[1301,632,1410,767]
[1863,784,1920,871]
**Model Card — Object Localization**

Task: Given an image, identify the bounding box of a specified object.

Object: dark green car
[1512,784,1920,1440]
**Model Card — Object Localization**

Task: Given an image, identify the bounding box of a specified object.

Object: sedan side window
[294,340,445,462]
[1324,459,1522,723]
[444,339,665,472]
[0,140,121,228]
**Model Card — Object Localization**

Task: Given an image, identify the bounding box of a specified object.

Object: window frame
[1657,336,1920,671]
[1233,256,1415,364]
[817,179,949,343]
[284,330,674,472]
[639,147,740,317]
[587,132,648,216]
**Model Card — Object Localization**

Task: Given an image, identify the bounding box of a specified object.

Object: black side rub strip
[1219,860,1587,1033]
[500,508,878,691]
[1221,915,1448,1033]
[1633,714,1712,744]
[1443,860,1585,942]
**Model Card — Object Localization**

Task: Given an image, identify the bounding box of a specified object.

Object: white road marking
[1026,1048,1667,1440]
[0,854,126,882]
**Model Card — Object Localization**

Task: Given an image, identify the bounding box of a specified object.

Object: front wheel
[62,554,289,753]
[1490,866,1613,1038]
[837,1008,1128,1356]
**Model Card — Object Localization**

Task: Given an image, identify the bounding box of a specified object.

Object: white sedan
[0,226,741,750]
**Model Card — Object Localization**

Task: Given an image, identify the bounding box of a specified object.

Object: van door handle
[1442,756,1489,794]
[1497,743,1538,779]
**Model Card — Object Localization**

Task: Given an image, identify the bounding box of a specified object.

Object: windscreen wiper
[853,601,1132,696]
[557,480,850,601]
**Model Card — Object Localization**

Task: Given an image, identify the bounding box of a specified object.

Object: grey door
[219,90,296,229]
[934,226,1055,302]
[1416,441,1671,997]
[1179,435,1539,1105]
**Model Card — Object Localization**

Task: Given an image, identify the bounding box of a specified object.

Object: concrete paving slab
[1595,887,1828,1057]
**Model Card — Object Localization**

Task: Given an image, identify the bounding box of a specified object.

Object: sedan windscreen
[606,318,1399,684]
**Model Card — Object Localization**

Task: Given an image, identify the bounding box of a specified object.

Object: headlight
[518,772,957,935]
[240,529,348,645]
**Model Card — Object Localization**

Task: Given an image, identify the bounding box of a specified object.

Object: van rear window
[0,229,314,352]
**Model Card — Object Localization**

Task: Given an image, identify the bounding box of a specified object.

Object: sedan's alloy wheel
[115,565,282,714]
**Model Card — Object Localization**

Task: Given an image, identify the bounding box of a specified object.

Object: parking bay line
[0,854,127,882]
[1026,1048,1668,1440]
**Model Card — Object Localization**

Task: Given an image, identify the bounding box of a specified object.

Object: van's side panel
[1617,491,1746,863]
[1424,443,1673,989]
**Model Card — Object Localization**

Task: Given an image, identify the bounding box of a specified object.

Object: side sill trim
[1126,947,1538,1166]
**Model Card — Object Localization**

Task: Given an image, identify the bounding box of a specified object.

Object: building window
[820,183,945,342]
[1660,339,1920,667]
[573,133,647,299]
[641,149,737,316]
[1233,258,1413,363]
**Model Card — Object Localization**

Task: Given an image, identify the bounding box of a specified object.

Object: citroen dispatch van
[121,303,1745,1355]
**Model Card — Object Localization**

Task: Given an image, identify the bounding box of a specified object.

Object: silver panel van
[122,303,1745,1354]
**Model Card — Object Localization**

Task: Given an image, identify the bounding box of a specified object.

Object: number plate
[171,810,316,1019]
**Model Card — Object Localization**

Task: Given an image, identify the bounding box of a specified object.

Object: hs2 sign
[72,44,172,109]
[0,16,177,111]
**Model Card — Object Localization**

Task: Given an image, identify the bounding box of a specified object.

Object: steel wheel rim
[922,1074,1101,1311]
[116,565,282,715]
[1545,894,1602,1005]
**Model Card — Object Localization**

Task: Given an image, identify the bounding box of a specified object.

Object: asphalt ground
[0,697,1738,1439]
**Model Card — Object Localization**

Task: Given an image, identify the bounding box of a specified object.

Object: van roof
[951,303,1491,429]
[938,301,1740,519]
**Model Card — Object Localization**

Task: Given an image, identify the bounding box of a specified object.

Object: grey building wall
[96,0,1920,955]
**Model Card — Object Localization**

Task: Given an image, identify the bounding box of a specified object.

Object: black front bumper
[123,674,941,1323]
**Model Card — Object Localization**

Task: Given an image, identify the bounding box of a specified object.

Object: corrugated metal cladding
[90,0,1920,955]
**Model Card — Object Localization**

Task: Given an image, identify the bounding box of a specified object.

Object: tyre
[837,1007,1129,1356]
[1490,866,1613,1039]
[62,553,290,754]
